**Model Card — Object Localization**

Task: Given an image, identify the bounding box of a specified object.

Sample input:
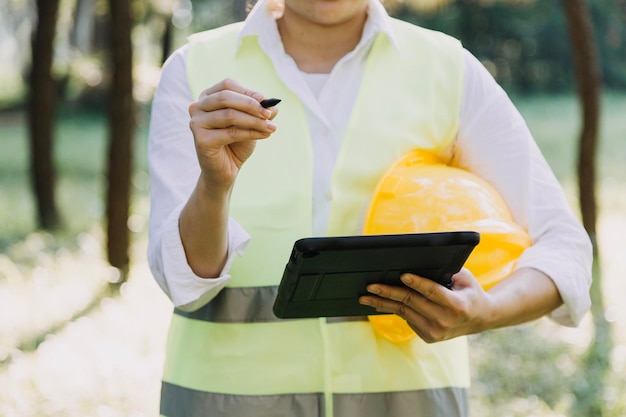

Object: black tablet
[272,231,480,319]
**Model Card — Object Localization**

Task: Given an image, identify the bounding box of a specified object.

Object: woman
[147,1,591,415]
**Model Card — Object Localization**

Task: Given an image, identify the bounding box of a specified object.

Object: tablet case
[273,231,480,319]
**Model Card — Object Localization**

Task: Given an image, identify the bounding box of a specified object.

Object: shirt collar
[235,0,398,54]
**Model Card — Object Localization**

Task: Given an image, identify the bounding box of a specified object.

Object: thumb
[451,268,480,290]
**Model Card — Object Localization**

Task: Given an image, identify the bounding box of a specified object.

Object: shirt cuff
[516,234,592,327]
[160,202,250,312]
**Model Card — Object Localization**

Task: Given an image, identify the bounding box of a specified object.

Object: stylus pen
[260,98,281,108]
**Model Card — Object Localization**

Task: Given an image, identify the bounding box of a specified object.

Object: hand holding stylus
[188,78,280,190]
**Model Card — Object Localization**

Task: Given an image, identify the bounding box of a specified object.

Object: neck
[277,6,368,73]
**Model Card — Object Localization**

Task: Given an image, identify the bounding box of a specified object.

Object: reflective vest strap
[160,382,324,417]
[160,382,468,417]
[174,286,280,323]
[335,390,469,417]
[174,286,370,323]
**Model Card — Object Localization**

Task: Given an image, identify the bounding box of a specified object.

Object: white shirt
[147,0,592,326]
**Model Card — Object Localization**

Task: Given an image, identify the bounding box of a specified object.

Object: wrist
[197,172,234,202]
[179,176,232,279]
[478,291,502,332]
[478,268,562,331]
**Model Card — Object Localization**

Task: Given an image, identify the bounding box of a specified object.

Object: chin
[289,0,369,26]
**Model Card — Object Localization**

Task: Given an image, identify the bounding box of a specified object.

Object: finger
[359,294,411,314]
[363,274,446,309]
[359,293,456,343]
[203,126,275,147]
[205,79,278,118]
[194,107,277,132]
[363,282,426,307]
[399,274,455,307]
[197,78,273,121]
[194,89,272,120]
[358,295,440,337]
[191,121,276,149]
[361,277,453,321]
[200,78,264,102]
[449,268,479,291]
[268,106,279,121]
[360,287,443,322]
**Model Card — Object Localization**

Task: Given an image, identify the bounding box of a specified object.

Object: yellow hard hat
[364,149,531,343]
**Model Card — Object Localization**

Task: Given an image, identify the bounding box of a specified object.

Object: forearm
[455,50,591,326]
[483,267,563,330]
[179,175,232,278]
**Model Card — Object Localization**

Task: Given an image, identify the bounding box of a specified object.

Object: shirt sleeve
[452,49,592,326]
[146,46,250,312]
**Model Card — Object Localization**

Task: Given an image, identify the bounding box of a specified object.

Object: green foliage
[591,0,626,89]
[2,0,625,110]
[392,0,626,93]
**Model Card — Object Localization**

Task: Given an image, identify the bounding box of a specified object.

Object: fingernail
[266,120,277,131]
[359,297,372,306]
[367,285,380,295]
[261,109,272,118]
[401,275,413,285]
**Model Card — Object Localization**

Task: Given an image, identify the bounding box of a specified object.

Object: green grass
[0,93,624,416]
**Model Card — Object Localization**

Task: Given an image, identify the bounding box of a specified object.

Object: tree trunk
[563,1,611,416]
[28,0,61,230]
[105,0,135,277]
[161,13,173,65]
[566,2,601,236]
[456,0,480,47]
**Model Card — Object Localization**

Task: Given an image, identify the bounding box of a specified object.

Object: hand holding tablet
[273,231,479,319]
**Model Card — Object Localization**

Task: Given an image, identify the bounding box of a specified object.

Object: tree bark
[161,13,173,65]
[105,0,135,277]
[563,1,611,416]
[28,0,61,230]
[565,0,601,237]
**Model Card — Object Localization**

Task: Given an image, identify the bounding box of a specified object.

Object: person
[147,0,592,416]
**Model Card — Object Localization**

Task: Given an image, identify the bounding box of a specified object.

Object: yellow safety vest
[160,19,468,417]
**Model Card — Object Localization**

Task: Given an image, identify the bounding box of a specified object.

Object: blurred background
[0,0,624,416]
